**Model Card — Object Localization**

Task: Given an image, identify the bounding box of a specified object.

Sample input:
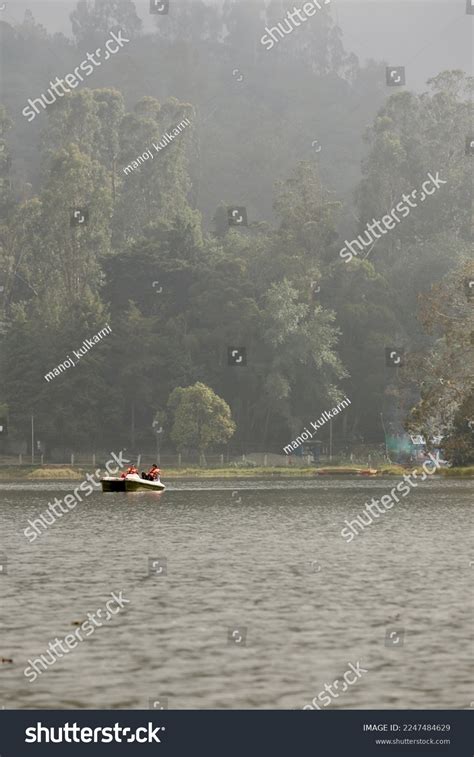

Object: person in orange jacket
[147,464,161,481]
[121,464,138,479]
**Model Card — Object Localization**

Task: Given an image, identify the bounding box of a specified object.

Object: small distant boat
[100,474,165,492]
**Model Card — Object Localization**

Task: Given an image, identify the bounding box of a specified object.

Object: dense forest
[0,0,472,462]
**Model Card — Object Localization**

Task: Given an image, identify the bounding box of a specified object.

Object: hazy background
[2,1,471,91]
[0,0,471,461]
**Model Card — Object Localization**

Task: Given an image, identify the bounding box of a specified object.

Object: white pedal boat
[100,474,165,492]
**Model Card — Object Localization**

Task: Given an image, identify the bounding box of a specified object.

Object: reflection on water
[0,477,472,709]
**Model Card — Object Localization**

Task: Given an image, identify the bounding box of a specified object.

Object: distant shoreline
[0,465,472,480]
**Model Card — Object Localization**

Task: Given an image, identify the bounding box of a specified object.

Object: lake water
[1,477,472,710]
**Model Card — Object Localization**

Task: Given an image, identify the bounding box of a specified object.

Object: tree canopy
[0,3,471,464]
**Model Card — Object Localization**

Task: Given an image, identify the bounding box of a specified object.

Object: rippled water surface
[1,477,472,709]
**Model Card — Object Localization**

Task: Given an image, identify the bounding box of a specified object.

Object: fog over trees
[0,0,472,462]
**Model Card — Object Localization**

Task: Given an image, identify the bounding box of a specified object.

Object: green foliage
[70,0,142,47]
[442,402,474,467]
[168,382,236,453]
[0,5,470,461]
[404,259,473,465]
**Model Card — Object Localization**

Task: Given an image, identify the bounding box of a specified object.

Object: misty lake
[1,477,472,710]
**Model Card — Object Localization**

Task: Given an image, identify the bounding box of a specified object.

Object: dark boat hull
[101,478,126,492]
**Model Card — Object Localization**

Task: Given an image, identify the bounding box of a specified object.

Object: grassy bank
[441,466,474,477]
[0,464,472,480]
